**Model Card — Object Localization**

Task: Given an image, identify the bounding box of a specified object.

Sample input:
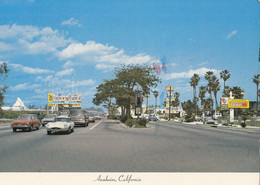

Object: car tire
[28,126,32,132]
[47,131,51,135]
[83,123,87,127]
[71,128,74,132]
[36,125,40,130]
[13,128,17,132]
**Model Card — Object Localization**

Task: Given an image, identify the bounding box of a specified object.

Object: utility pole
[169,85,172,121]
[47,82,49,115]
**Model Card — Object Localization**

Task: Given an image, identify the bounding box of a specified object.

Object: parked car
[41,114,57,126]
[46,116,74,135]
[213,112,222,120]
[69,109,88,127]
[11,114,41,132]
[148,115,158,121]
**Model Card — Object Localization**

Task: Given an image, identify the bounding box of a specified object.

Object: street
[0,119,259,172]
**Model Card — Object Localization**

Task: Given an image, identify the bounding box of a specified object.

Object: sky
[0,0,259,109]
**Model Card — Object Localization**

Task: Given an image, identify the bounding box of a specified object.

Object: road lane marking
[0,125,11,129]
[90,120,102,130]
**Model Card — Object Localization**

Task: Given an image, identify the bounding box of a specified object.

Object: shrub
[125,118,148,128]
[119,115,128,123]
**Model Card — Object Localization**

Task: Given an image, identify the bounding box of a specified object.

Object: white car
[213,113,222,120]
[41,114,57,126]
[46,116,74,135]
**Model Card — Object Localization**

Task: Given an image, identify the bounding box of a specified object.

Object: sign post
[229,91,234,123]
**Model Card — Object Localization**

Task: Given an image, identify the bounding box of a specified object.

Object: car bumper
[71,120,86,125]
[11,125,30,129]
[46,126,69,133]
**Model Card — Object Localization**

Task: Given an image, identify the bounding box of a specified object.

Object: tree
[252,74,260,114]
[199,86,207,108]
[172,92,180,107]
[189,73,200,115]
[220,70,231,95]
[212,75,220,109]
[205,71,214,100]
[182,100,197,122]
[153,90,159,115]
[226,86,244,99]
[93,79,118,116]
[93,64,160,119]
[0,62,8,114]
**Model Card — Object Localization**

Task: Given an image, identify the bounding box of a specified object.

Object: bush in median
[125,118,148,128]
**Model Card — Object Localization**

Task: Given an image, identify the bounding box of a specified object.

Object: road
[0,119,259,172]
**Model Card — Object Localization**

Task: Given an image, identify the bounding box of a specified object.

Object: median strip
[90,120,102,130]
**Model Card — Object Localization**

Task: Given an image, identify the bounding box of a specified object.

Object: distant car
[148,115,158,121]
[41,114,57,126]
[195,115,203,121]
[88,116,95,123]
[94,116,102,120]
[58,111,69,116]
[69,109,88,127]
[45,116,74,135]
[30,112,42,121]
[213,113,222,120]
[11,114,41,132]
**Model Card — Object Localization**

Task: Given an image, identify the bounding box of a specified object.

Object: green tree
[205,71,214,100]
[225,86,244,99]
[199,86,207,109]
[172,92,180,107]
[93,79,118,116]
[0,62,8,115]
[189,73,200,115]
[252,74,260,113]
[153,90,159,114]
[220,70,231,95]
[182,100,197,122]
[212,75,221,108]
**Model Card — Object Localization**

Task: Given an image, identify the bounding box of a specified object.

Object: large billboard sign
[228,99,249,109]
[165,86,174,91]
[48,93,81,102]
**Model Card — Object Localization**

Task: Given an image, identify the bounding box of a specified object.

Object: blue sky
[0,0,259,109]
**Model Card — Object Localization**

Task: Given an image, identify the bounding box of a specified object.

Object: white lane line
[90,120,102,130]
[0,125,11,129]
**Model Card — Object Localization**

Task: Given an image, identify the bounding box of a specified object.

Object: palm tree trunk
[257,84,259,114]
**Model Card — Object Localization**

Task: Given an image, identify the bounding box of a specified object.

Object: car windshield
[54,118,70,122]
[45,115,56,118]
[18,115,32,120]
[59,112,68,115]
[70,110,84,115]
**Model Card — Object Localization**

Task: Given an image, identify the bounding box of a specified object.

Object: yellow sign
[48,103,81,107]
[228,99,249,109]
[165,86,174,91]
[165,99,175,102]
[48,93,53,102]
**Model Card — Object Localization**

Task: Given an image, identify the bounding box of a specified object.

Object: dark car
[69,109,88,127]
[148,115,158,121]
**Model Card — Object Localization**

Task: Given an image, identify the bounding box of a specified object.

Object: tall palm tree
[189,74,200,115]
[212,75,221,109]
[199,86,207,108]
[205,71,214,100]
[253,74,260,113]
[153,90,159,115]
[220,70,231,95]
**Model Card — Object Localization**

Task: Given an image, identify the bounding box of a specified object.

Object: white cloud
[61,18,82,27]
[10,63,54,74]
[0,24,73,55]
[95,63,115,71]
[63,60,75,68]
[56,68,74,77]
[36,75,53,82]
[75,79,96,87]
[58,41,156,66]
[198,61,208,66]
[0,42,14,52]
[11,83,41,91]
[226,30,238,40]
[164,67,221,80]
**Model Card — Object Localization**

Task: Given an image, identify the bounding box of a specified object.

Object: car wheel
[47,131,51,135]
[36,125,40,130]
[83,123,87,127]
[13,128,17,132]
[28,126,32,132]
[71,128,74,132]
[66,128,70,134]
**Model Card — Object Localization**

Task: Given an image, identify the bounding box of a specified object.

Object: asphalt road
[0,119,259,172]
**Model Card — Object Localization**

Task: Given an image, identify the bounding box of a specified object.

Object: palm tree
[212,75,221,108]
[153,90,159,115]
[205,71,214,100]
[189,74,200,115]
[172,92,180,107]
[199,86,207,108]
[253,74,260,113]
[220,70,231,95]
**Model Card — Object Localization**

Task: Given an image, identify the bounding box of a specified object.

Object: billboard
[228,99,249,109]
[48,93,81,102]
[220,97,229,110]
[165,86,174,91]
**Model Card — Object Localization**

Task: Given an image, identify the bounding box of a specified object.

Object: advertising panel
[165,86,174,91]
[228,99,249,108]
[220,97,229,110]
[48,93,53,102]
